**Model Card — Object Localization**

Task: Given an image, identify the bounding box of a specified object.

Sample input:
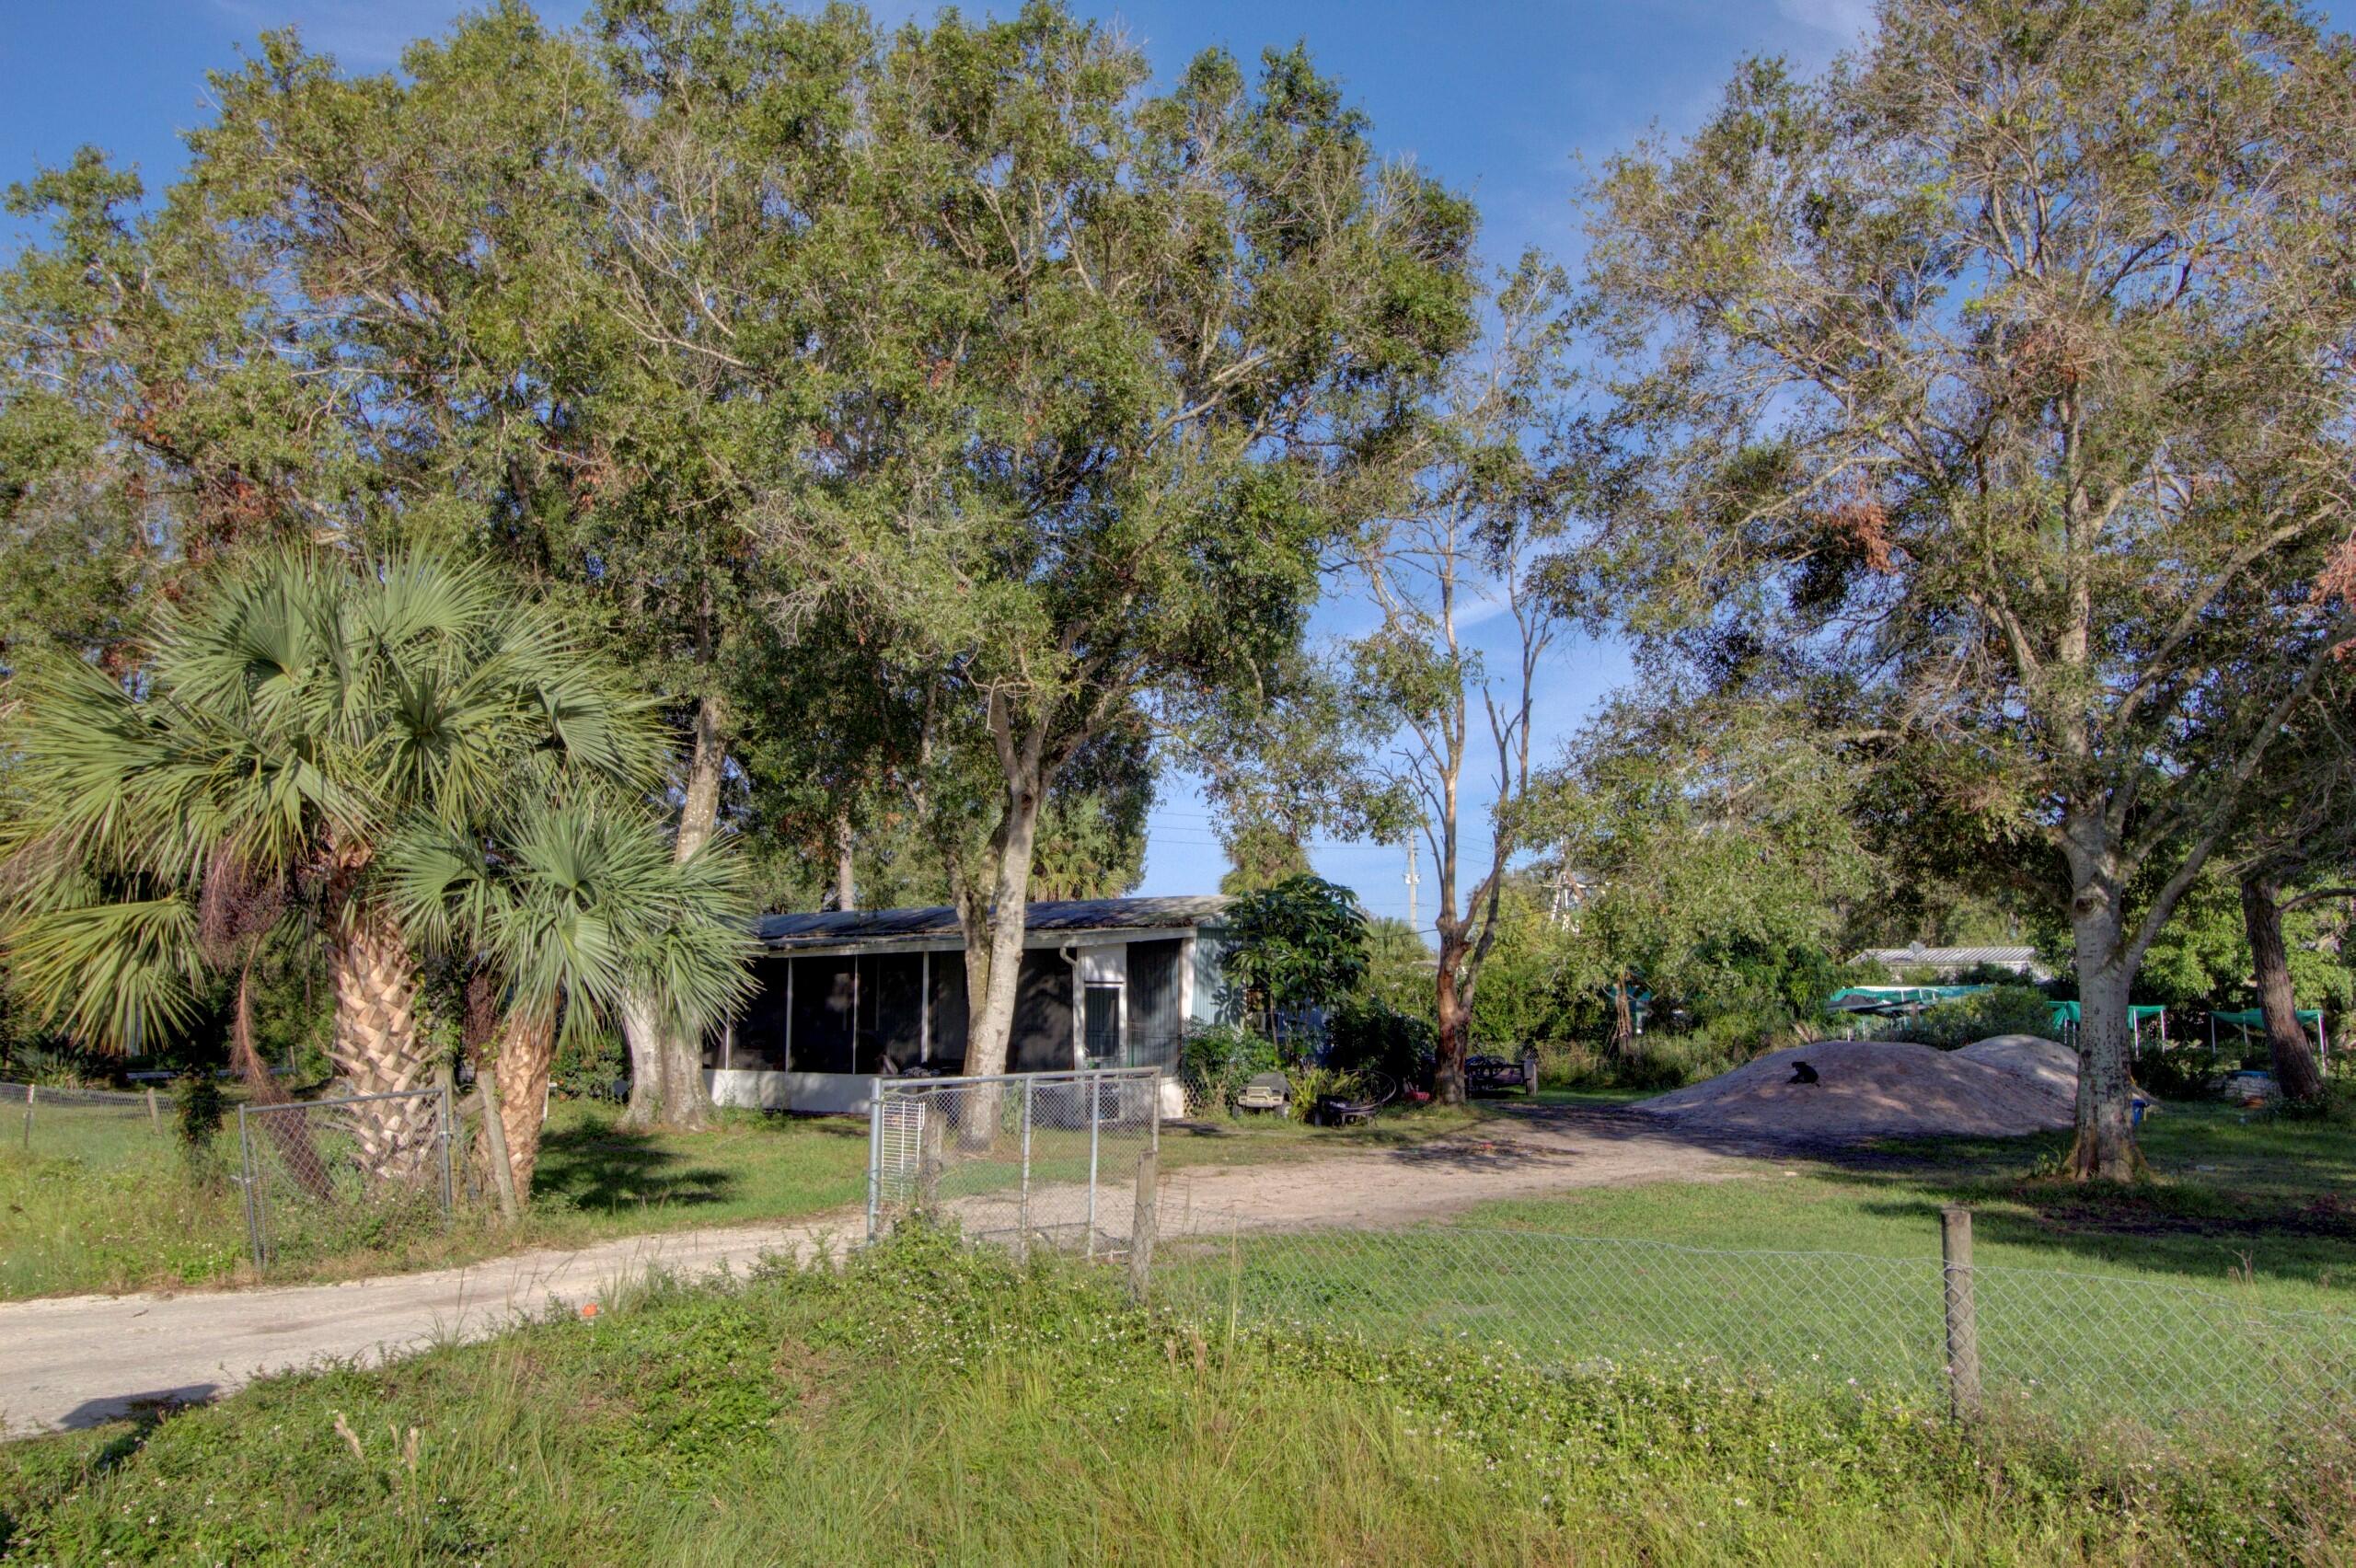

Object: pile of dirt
[1634,1038,2075,1142]
[1955,1033,2081,1100]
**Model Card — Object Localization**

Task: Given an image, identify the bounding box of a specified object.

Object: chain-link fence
[868,1067,1161,1260]
[5,1080,167,1160]
[237,1086,457,1273]
[1148,1212,2356,1435]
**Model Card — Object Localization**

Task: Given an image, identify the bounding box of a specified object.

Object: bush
[173,1070,228,1186]
[1322,997,1434,1090]
[550,1029,628,1101]
[1890,986,2055,1050]
[1538,1032,1749,1093]
[1284,1064,1364,1124]
[1178,1022,1277,1116]
[2135,1050,2218,1101]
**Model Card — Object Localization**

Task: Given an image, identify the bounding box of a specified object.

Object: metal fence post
[1018,1078,1034,1262]
[1941,1205,1982,1424]
[237,1105,265,1274]
[1085,1069,1102,1260]
[20,1083,32,1152]
[438,1080,456,1216]
[865,1090,884,1244]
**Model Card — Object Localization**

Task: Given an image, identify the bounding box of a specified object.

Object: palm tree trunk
[491,1006,557,1200]
[327,906,434,1183]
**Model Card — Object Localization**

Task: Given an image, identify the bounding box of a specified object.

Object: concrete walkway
[0,1103,1738,1440]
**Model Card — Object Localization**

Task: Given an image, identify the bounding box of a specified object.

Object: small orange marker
[580,1301,600,1320]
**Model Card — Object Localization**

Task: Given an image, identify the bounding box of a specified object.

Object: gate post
[438,1080,456,1215]
[1941,1205,1982,1424]
[1084,1070,1103,1260]
[237,1105,266,1273]
[20,1082,32,1152]
[145,1087,162,1131]
[865,1091,884,1243]
[1017,1078,1034,1262]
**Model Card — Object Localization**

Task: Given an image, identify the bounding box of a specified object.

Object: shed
[704,895,1232,1114]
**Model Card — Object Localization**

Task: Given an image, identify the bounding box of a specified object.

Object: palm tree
[389,801,752,1208]
[0,552,668,1176]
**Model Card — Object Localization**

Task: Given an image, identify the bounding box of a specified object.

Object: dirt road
[0,1103,1738,1439]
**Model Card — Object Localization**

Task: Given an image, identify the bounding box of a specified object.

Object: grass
[1149,1098,2356,1433]
[1478,1099,2356,1307]
[3,1229,2343,1566]
[0,1092,1489,1301]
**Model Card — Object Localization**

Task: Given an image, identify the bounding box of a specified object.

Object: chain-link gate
[867,1067,1161,1260]
[237,1086,456,1273]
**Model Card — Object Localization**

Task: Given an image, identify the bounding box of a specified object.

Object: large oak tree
[1579,0,2356,1177]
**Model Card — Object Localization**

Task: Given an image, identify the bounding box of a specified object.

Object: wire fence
[1143,1213,2356,1435]
[5,1079,167,1159]
[237,1086,458,1274]
[868,1066,1161,1261]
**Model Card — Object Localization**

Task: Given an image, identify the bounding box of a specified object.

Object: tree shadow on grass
[532,1119,738,1216]
[1797,1114,2356,1290]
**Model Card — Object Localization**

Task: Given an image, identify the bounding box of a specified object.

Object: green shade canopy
[2046,1002,2165,1026]
[2210,1008,2321,1029]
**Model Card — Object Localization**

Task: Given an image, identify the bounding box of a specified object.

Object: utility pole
[1403,837,1421,933]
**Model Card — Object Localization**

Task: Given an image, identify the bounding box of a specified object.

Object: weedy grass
[1,1230,2345,1566]
[0,1096,1486,1301]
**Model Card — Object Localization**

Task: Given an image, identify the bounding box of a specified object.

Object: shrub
[1322,996,1433,1089]
[2135,1049,2217,1101]
[174,1070,228,1186]
[1178,1022,1277,1115]
[1538,1032,1748,1093]
[1284,1064,1364,1124]
[1891,986,2055,1049]
[550,1029,627,1101]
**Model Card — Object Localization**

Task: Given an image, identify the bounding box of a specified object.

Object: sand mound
[1955,1034,2080,1099]
[1635,1038,2074,1142]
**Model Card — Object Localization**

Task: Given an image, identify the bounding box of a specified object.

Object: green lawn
[1,1231,2334,1566]
[1156,1100,2356,1432]
[0,1093,1490,1300]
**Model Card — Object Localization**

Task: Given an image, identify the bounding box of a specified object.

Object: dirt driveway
[0,1102,1740,1440]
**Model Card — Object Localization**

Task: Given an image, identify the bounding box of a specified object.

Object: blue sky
[0,0,2103,928]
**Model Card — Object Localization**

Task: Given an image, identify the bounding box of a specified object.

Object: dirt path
[0,1104,1739,1440]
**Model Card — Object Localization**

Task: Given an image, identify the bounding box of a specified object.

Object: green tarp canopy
[2210,1008,2321,1028]
[1826,986,1984,1012]
[2045,1002,2165,1026]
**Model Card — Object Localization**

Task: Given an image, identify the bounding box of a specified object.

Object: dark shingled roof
[754,894,1230,950]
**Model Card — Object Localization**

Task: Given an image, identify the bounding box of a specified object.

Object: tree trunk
[956,779,1044,1147]
[491,1006,557,1200]
[1433,935,1470,1105]
[834,813,858,911]
[623,693,725,1131]
[2242,874,2326,1102]
[1611,970,1636,1055]
[2064,882,2142,1181]
[474,1051,522,1223]
[326,905,435,1182]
